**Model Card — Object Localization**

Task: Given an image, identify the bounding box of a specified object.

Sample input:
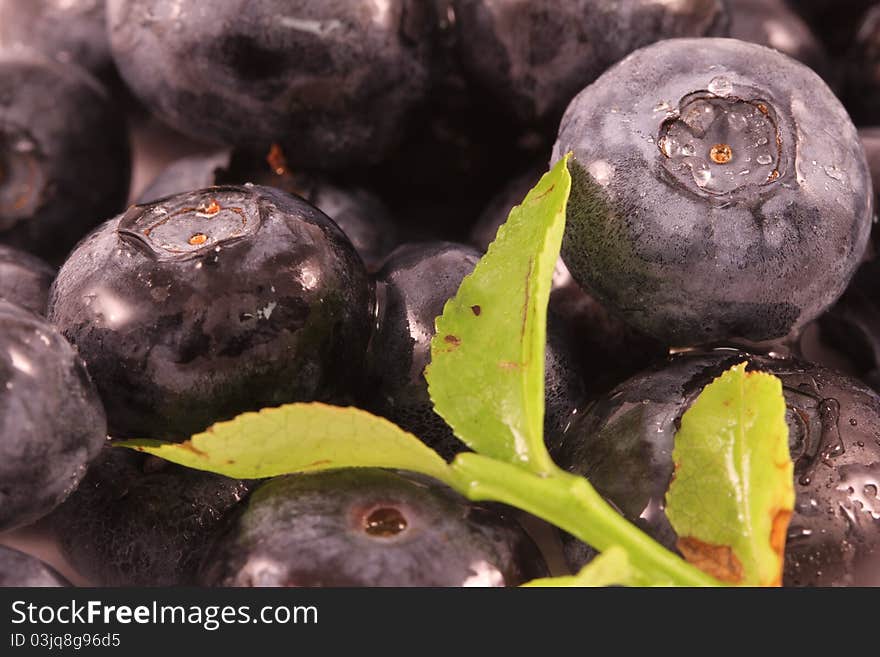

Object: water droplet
[363,507,408,537]
[756,154,773,165]
[837,462,880,519]
[708,76,733,96]
[823,165,844,181]
[694,165,712,187]
[726,111,748,132]
[798,398,845,486]
[787,526,813,543]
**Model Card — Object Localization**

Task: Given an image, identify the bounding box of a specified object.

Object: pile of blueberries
[1,0,879,588]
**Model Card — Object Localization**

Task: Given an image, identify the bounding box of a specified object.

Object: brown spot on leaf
[768,509,792,586]
[521,258,533,340]
[444,335,461,347]
[499,360,523,371]
[306,459,332,468]
[179,442,207,458]
[471,305,481,316]
[531,183,556,201]
[676,536,744,584]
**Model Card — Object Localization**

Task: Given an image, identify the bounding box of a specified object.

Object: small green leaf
[521,547,658,587]
[118,403,456,488]
[426,155,571,474]
[665,363,794,586]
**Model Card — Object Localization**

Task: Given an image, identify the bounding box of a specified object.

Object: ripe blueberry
[107,0,433,169]
[0,245,54,316]
[556,350,880,586]
[51,447,252,586]
[554,38,872,346]
[0,545,68,587]
[48,185,374,440]
[198,469,548,587]
[0,50,130,262]
[0,300,106,531]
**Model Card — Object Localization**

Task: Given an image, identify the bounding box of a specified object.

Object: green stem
[450,453,720,587]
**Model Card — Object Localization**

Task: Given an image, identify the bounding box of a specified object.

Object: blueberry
[453,0,728,128]
[198,469,547,587]
[0,0,114,80]
[860,128,880,204]
[556,350,880,586]
[843,5,880,123]
[472,168,666,396]
[553,38,872,347]
[138,148,398,271]
[48,185,374,440]
[785,0,876,57]
[51,447,252,586]
[0,545,68,587]
[0,300,106,531]
[356,3,542,245]
[728,0,830,80]
[362,242,586,459]
[819,259,880,387]
[0,245,54,316]
[0,50,130,263]
[107,0,433,169]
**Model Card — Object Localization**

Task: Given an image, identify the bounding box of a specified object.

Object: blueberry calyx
[658,82,785,198]
[117,186,262,260]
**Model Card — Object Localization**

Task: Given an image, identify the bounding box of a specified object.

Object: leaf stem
[450,453,720,587]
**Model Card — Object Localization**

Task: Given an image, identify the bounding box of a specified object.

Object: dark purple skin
[785,0,877,56]
[0,300,107,532]
[472,168,666,395]
[138,149,398,271]
[819,259,880,388]
[728,0,830,80]
[0,50,130,263]
[554,38,872,347]
[362,242,587,459]
[845,7,880,123]
[0,245,54,316]
[107,0,433,169]
[51,447,252,586]
[556,350,880,587]
[858,127,880,244]
[453,0,729,128]
[0,545,69,587]
[360,2,545,246]
[47,185,374,440]
[199,469,548,587]
[0,0,113,79]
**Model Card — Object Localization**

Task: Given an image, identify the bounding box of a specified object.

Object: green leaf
[426,156,571,474]
[117,403,456,488]
[665,363,794,586]
[521,547,658,587]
